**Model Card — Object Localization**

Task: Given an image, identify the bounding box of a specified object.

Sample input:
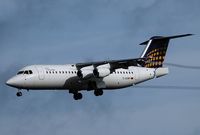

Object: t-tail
[140,34,193,68]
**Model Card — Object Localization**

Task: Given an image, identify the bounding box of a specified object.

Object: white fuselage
[7,64,168,92]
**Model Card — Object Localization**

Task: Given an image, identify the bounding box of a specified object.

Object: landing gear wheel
[77,93,82,100]
[94,90,99,96]
[99,90,103,96]
[16,92,22,97]
[94,89,103,96]
[73,93,83,100]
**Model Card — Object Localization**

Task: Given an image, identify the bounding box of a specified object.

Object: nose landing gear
[16,91,22,97]
[16,89,22,97]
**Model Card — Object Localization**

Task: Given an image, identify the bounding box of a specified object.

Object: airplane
[6,34,193,100]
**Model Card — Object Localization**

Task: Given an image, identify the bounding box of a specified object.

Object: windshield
[17,70,33,75]
[17,71,24,75]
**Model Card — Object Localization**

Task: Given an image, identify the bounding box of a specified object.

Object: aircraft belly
[25,75,73,89]
[64,76,88,90]
[103,74,134,89]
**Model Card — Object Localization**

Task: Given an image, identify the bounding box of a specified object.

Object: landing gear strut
[94,89,103,96]
[73,93,83,100]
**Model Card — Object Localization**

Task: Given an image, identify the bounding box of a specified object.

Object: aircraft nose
[6,78,16,87]
[6,79,11,86]
[6,77,24,88]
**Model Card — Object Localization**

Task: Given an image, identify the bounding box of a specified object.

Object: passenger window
[62,71,64,74]
[46,71,48,74]
[59,71,61,74]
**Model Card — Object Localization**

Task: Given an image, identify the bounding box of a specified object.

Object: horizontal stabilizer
[140,34,193,45]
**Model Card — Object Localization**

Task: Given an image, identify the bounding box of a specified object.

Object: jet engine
[93,63,111,78]
[93,68,110,78]
[77,66,94,79]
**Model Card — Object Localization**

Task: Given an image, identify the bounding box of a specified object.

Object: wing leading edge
[76,58,145,71]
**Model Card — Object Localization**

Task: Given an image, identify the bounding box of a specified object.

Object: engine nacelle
[77,66,94,79]
[77,70,94,79]
[93,68,110,78]
[97,63,111,69]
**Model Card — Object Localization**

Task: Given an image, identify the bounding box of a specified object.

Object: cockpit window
[24,71,29,74]
[17,70,33,75]
[29,70,33,74]
[17,71,24,75]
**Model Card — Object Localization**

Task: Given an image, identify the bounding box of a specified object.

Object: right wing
[75,58,145,79]
[76,58,145,71]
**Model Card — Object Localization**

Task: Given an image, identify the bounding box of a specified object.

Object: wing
[76,58,145,71]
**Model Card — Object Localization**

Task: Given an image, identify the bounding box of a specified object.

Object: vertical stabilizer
[140,34,193,68]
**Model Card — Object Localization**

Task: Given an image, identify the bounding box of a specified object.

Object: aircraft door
[35,66,45,80]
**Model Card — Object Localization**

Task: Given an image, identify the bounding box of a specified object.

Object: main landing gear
[94,89,103,96]
[73,92,83,100]
[71,89,104,100]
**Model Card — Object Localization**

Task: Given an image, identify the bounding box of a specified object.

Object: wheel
[73,94,79,100]
[16,92,22,97]
[94,89,103,96]
[77,93,83,100]
[73,93,82,100]
[98,89,103,96]
[94,90,99,96]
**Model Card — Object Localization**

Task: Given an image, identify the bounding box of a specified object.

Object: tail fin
[140,34,193,68]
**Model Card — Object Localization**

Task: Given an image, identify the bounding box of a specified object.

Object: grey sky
[0,0,200,135]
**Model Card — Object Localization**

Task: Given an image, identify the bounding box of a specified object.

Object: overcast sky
[0,0,200,135]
